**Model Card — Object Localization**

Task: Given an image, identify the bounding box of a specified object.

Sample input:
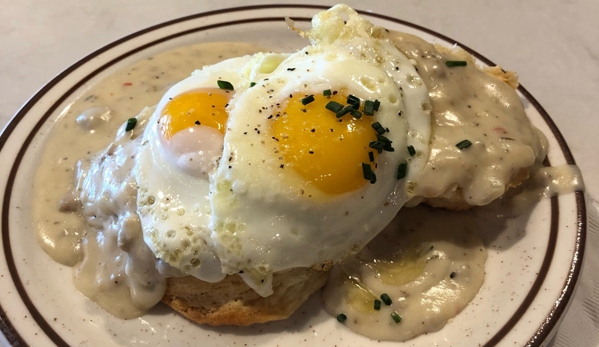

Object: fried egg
[134,4,432,296]
[210,5,431,295]
[134,57,253,282]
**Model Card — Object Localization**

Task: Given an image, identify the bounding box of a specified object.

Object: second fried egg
[134,4,432,296]
[210,5,431,296]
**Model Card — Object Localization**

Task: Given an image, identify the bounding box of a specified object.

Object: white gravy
[322,205,487,341]
[480,164,585,217]
[387,32,549,207]
[32,42,267,318]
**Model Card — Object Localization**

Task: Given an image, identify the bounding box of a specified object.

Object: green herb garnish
[407,145,416,156]
[217,80,234,90]
[380,293,392,306]
[249,82,256,87]
[372,122,386,135]
[397,161,408,180]
[362,163,377,183]
[374,299,381,310]
[347,94,360,109]
[326,101,344,114]
[377,134,394,152]
[302,95,315,105]
[446,60,467,67]
[125,118,137,132]
[351,109,362,119]
[373,99,380,111]
[391,311,402,323]
[369,140,384,153]
[364,100,375,116]
[336,105,354,118]
[323,89,332,97]
[456,139,472,149]
[368,151,375,162]
[336,313,347,323]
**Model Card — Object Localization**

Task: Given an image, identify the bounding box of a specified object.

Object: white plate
[0,5,586,347]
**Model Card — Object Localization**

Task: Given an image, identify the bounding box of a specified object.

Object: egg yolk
[272,93,378,195]
[159,89,230,139]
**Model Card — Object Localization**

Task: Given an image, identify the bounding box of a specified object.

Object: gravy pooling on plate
[322,206,487,342]
[31,4,584,341]
[32,42,269,317]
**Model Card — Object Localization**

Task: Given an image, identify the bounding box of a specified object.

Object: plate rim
[0,4,586,347]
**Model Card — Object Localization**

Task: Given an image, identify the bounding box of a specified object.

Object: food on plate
[387,33,547,210]
[163,267,327,326]
[134,25,430,297]
[68,3,431,322]
[322,205,487,341]
[31,3,581,343]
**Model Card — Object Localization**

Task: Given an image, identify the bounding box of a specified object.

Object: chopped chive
[446,60,467,67]
[217,80,234,90]
[374,299,381,310]
[336,313,347,323]
[249,82,256,87]
[351,109,362,119]
[125,118,137,131]
[362,163,376,183]
[369,141,384,153]
[364,100,375,116]
[450,271,457,279]
[380,293,392,306]
[326,101,344,113]
[370,172,377,184]
[373,99,381,111]
[456,139,472,150]
[347,94,360,109]
[323,89,332,97]
[372,122,386,135]
[362,163,373,181]
[194,120,201,125]
[369,144,391,152]
[391,311,402,323]
[376,134,394,151]
[368,151,375,162]
[302,95,315,105]
[397,161,408,180]
[336,105,354,118]
[407,145,416,156]
[376,134,391,144]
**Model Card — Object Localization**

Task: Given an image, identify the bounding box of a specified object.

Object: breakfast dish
[0,4,586,347]
[44,2,574,335]
[60,5,433,324]
[389,33,547,210]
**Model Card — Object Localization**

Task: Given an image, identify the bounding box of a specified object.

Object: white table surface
[1,0,598,346]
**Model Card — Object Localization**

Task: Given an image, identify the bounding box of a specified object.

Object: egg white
[134,57,252,282]
[209,5,431,295]
[133,5,432,296]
